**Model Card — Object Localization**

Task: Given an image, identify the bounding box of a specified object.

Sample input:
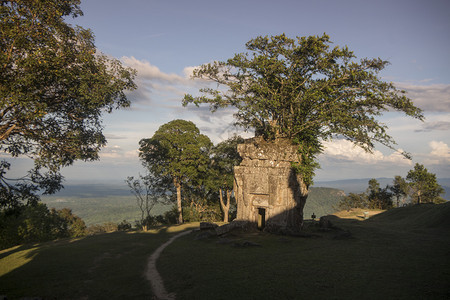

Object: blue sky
[24,0,450,183]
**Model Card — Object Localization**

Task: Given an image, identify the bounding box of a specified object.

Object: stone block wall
[233,137,308,232]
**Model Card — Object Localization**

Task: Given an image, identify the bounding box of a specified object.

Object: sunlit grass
[0,245,39,277]
[332,208,385,219]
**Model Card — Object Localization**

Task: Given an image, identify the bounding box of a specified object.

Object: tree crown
[1,0,136,208]
[183,34,424,184]
[139,119,213,186]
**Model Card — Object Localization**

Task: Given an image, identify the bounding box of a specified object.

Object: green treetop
[139,119,212,224]
[406,163,445,204]
[183,34,424,185]
[0,0,136,209]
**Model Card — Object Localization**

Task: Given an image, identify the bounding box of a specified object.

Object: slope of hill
[368,201,450,229]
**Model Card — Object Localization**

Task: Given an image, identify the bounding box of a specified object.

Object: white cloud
[183,66,197,79]
[120,57,209,108]
[99,145,123,159]
[425,141,450,165]
[321,139,412,165]
[395,82,450,112]
[121,56,186,83]
[98,145,140,168]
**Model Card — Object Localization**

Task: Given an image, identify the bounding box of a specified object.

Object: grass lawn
[1,204,449,299]
[159,204,450,299]
[0,223,199,299]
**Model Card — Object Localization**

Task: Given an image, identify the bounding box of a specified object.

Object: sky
[13,0,450,184]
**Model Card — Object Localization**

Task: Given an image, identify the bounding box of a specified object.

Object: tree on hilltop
[406,163,445,204]
[0,0,136,209]
[389,175,409,207]
[183,33,424,192]
[366,178,393,209]
[138,120,212,224]
[338,192,368,211]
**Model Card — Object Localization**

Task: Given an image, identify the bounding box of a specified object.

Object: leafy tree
[406,163,445,204]
[366,178,381,204]
[389,175,409,207]
[338,192,368,211]
[366,178,393,209]
[0,203,86,249]
[0,0,136,209]
[183,33,423,193]
[126,174,170,231]
[54,207,86,237]
[211,135,244,222]
[139,120,212,224]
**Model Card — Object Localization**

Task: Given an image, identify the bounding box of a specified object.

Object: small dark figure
[311,213,316,220]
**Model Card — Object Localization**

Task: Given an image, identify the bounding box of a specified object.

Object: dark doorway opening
[257,208,266,230]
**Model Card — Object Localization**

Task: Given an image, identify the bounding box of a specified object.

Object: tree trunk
[225,189,231,222]
[174,177,183,224]
[219,188,229,222]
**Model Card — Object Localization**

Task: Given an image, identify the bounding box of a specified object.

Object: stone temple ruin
[233,137,308,232]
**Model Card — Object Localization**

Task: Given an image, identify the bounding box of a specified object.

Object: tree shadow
[0,225,197,299]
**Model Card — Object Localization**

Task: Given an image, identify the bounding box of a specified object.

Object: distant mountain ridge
[304,187,344,218]
[314,178,450,201]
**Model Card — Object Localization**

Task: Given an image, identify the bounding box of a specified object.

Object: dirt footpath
[145,230,193,300]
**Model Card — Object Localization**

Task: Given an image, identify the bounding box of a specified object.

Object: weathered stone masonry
[233,137,308,232]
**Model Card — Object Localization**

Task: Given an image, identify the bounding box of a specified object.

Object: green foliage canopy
[211,135,244,191]
[389,175,409,207]
[338,192,368,211]
[406,163,445,204]
[139,120,212,188]
[0,203,86,250]
[183,34,424,183]
[0,0,136,208]
[139,119,212,223]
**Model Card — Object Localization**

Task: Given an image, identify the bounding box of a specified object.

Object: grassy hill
[158,203,450,299]
[1,203,449,299]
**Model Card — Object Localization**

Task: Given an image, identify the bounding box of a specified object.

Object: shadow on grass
[158,204,450,300]
[0,223,199,299]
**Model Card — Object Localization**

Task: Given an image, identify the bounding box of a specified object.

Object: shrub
[183,203,222,222]
[338,193,368,211]
[86,222,118,235]
[117,220,132,231]
[0,203,86,250]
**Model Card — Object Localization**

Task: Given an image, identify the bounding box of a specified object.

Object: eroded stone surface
[234,137,308,232]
